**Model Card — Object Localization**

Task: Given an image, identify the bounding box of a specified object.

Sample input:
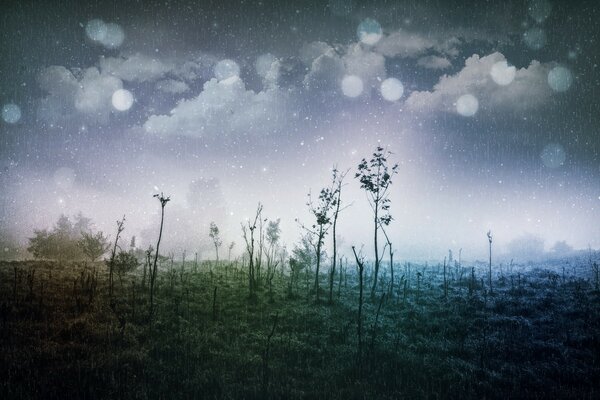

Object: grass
[1,258,599,399]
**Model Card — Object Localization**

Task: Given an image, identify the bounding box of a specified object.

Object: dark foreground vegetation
[1,257,599,399]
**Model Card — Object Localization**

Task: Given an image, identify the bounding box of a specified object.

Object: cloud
[376,29,461,59]
[74,68,122,118]
[155,79,190,94]
[342,44,387,91]
[37,65,123,124]
[301,41,386,95]
[99,53,174,82]
[417,55,452,70]
[303,53,345,92]
[143,76,292,138]
[406,52,553,115]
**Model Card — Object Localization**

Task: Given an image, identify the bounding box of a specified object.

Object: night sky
[1,0,599,260]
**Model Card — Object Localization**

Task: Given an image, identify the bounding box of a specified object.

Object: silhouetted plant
[107,215,125,303]
[299,182,336,302]
[242,203,263,296]
[355,146,399,297]
[487,230,493,294]
[328,167,350,304]
[209,222,222,262]
[150,193,170,316]
[114,250,139,286]
[352,245,365,366]
[79,231,110,262]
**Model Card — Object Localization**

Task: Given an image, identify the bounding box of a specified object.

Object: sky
[1,0,599,261]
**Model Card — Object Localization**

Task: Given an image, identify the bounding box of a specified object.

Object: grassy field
[0,258,599,399]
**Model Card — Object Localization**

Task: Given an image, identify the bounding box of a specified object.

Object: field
[0,258,599,399]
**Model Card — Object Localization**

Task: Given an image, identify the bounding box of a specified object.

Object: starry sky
[1,0,599,261]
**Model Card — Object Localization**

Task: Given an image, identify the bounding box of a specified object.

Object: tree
[355,146,399,296]
[487,230,493,294]
[150,192,170,315]
[228,241,235,261]
[264,218,281,295]
[242,203,263,296]
[107,216,126,302]
[79,231,110,262]
[209,222,222,262]
[27,213,93,261]
[300,184,336,302]
[328,167,350,304]
[506,233,545,262]
[551,240,573,255]
[352,246,365,366]
[114,250,139,285]
[289,234,314,296]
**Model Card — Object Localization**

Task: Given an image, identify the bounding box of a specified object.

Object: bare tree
[487,230,493,294]
[107,216,125,303]
[228,241,235,261]
[209,222,222,262]
[328,167,350,304]
[242,203,263,296]
[379,223,395,297]
[355,146,399,297]
[352,245,365,365]
[264,219,281,296]
[150,193,170,316]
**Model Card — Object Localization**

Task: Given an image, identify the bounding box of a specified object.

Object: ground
[0,258,599,399]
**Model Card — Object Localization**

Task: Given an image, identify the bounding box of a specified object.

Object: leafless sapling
[242,203,263,296]
[352,245,365,364]
[107,216,125,303]
[150,193,170,316]
[487,230,493,294]
[328,167,350,304]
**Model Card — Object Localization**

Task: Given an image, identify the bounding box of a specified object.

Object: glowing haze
[1,0,599,261]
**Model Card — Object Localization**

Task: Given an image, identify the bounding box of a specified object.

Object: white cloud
[143,76,291,138]
[99,53,174,82]
[376,30,461,59]
[417,55,452,70]
[155,79,190,94]
[301,42,386,95]
[37,65,123,124]
[342,44,387,91]
[299,41,335,65]
[406,52,553,115]
[303,53,345,91]
[74,68,122,118]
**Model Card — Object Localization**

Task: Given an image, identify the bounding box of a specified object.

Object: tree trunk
[150,206,165,316]
[372,206,379,296]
